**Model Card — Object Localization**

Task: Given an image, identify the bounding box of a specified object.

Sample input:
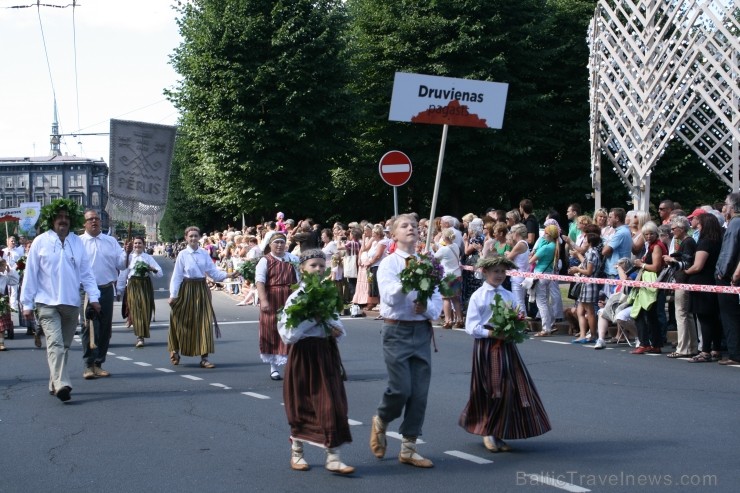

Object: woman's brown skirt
[459,339,551,440]
[283,337,352,448]
[168,278,217,357]
[127,276,155,338]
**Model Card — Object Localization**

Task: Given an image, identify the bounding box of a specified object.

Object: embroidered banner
[107,119,176,225]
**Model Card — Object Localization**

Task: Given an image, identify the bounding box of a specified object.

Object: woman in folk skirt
[256,233,298,380]
[168,226,238,368]
[125,237,163,348]
[459,256,551,452]
[278,249,353,474]
[0,259,20,351]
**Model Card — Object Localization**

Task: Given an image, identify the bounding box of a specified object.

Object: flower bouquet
[487,293,528,343]
[15,256,26,275]
[237,259,258,283]
[0,295,15,316]
[399,253,445,305]
[281,272,344,334]
[438,273,459,298]
[132,260,151,277]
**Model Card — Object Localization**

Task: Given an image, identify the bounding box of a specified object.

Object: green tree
[167,0,355,220]
[345,0,596,219]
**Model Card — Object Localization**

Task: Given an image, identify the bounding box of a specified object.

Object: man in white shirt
[369,214,442,469]
[20,200,101,403]
[79,209,129,379]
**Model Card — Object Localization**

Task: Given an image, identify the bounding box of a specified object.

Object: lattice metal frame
[589,0,739,210]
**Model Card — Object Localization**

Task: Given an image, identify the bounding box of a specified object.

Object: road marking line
[386,431,425,444]
[181,375,202,381]
[155,368,175,373]
[116,356,133,361]
[210,383,232,390]
[348,419,363,426]
[107,352,116,356]
[242,392,270,399]
[134,362,152,367]
[523,474,590,492]
[444,450,492,464]
[542,341,570,345]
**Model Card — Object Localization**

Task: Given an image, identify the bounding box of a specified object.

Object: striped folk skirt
[168,278,218,357]
[127,276,155,338]
[283,337,352,448]
[459,339,551,440]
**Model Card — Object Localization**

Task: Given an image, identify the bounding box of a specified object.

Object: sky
[0,0,182,163]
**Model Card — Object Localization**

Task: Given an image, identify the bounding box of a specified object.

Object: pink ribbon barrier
[506,270,740,295]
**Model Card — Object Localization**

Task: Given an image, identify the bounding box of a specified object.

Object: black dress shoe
[55,386,72,402]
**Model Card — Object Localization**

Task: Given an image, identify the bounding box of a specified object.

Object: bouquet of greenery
[438,273,459,298]
[132,260,151,277]
[399,253,445,305]
[281,272,344,334]
[0,295,15,316]
[237,259,258,283]
[15,256,27,275]
[487,293,528,343]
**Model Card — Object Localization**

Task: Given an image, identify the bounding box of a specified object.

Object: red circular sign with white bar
[378,150,412,187]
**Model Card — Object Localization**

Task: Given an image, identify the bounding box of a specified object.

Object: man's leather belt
[98,282,115,289]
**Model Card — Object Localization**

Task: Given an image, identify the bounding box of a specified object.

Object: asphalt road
[1,257,739,493]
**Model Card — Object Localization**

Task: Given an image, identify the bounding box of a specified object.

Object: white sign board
[389,72,508,129]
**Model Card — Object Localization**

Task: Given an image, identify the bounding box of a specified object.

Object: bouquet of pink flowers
[487,293,528,343]
[399,253,446,305]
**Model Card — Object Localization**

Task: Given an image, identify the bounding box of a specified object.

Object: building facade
[0,155,110,231]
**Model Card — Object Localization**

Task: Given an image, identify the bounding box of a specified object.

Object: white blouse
[169,246,228,298]
[126,252,164,280]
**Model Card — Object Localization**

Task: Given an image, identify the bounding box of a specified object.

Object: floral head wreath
[476,255,516,271]
[38,198,84,232]
[299,249,326,265]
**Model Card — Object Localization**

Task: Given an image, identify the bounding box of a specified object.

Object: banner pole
[425,124,449,253]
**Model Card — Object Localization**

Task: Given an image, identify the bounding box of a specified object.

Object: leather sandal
[200,359,215,369]
[170,352,180,365]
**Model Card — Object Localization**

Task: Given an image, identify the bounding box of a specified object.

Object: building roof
[0,155,106,165]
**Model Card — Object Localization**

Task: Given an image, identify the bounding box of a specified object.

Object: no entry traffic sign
[378,151,412,187]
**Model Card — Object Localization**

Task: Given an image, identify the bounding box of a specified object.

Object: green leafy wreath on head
[38,198,85,232]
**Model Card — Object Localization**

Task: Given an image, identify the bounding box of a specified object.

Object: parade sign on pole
[379,151,413,187]
[389,72,509,129]
[379,151,413,217]
[388,72,509,251]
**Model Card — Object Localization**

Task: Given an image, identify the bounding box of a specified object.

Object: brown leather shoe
[399,438,434,468]
[83,367,96,380]
[290,454,310,471]
[93,366,110,377]
[369,415,387,458]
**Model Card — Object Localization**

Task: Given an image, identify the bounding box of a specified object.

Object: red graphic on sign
[379,151,412,187]
[411,100,488,128]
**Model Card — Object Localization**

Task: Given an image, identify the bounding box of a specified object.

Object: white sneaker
[594,338,606,350]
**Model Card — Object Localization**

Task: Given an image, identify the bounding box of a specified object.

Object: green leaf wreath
[38,198,85,232]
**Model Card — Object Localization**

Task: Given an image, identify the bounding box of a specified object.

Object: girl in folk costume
[168,226,239,368]
[125,237,163,348]
[256,233,299,380]
[0,258,20,351]
[459,256,551,452]
[278,249,354,474]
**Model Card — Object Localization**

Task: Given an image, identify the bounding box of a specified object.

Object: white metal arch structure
[589,0,739,210]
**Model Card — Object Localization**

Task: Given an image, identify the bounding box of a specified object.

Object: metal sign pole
[425,124,449,253]
[393,186,398,217]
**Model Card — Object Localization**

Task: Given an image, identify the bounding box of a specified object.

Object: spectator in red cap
[687,208,707,242]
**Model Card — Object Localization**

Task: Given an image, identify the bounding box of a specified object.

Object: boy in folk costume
[278,249,354,474]
[459,256,551,452]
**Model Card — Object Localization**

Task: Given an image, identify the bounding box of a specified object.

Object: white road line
[523,474,590,492]
[348,419,363,426]
[116,356,133,361]
[210,383,232,390]
[155,368,175,373]
[134,362,152,367]
[444,450,493,464]
[181,375,203,381]
[386,431,425,444]
[107,352,116,356]
[542,341,571,345]
[241,392,270,399]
